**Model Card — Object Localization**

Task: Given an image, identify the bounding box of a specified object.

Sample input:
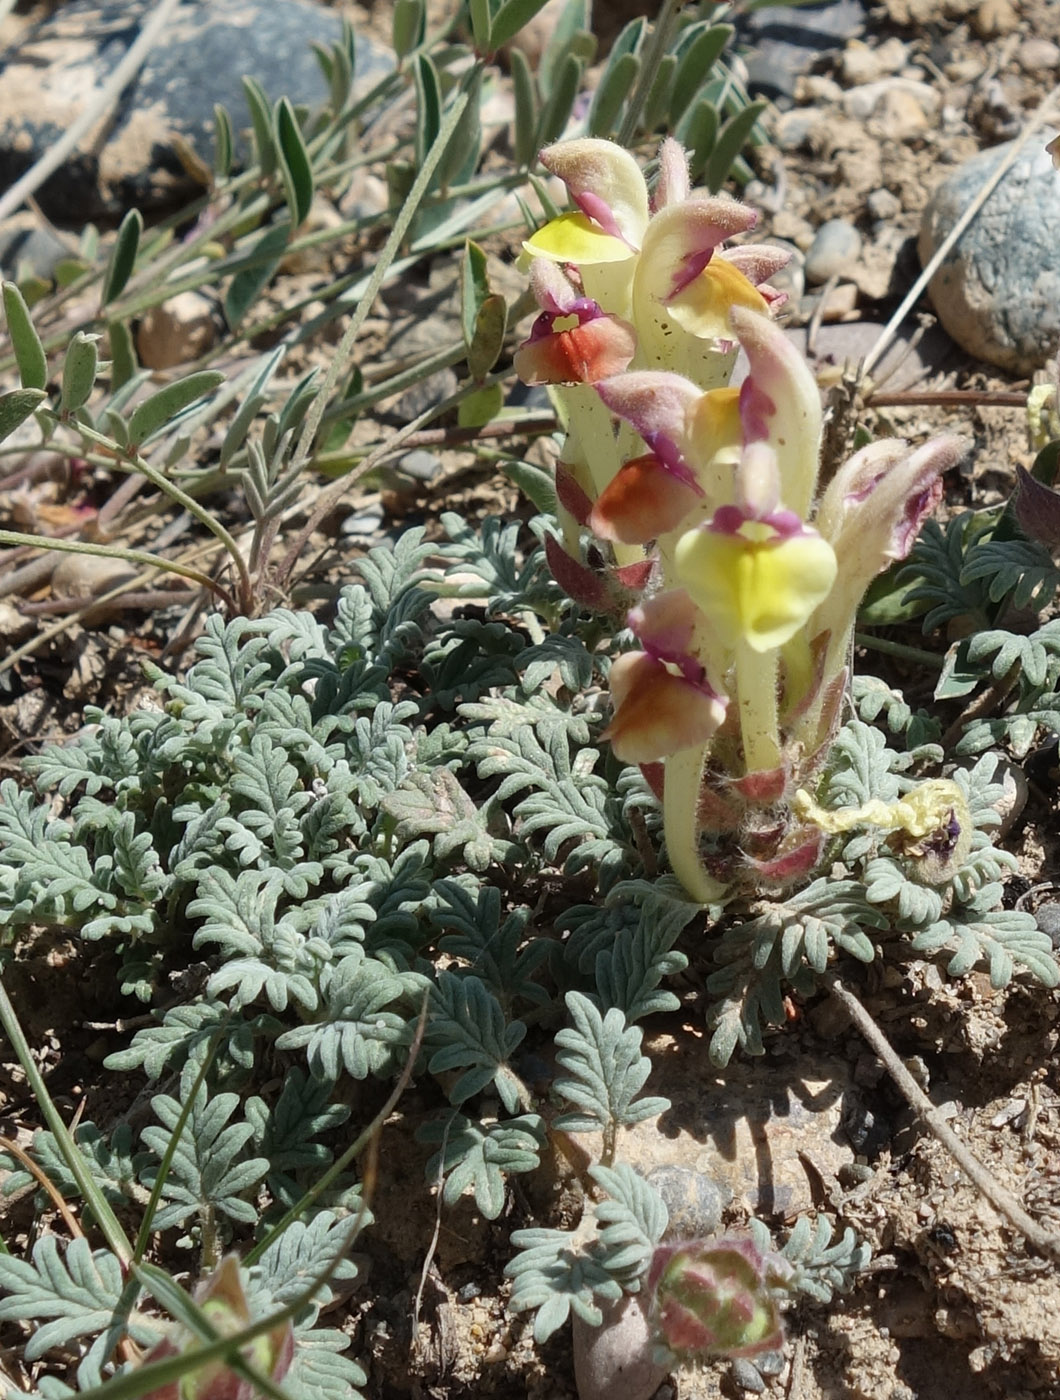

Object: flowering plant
[517,137,966,903]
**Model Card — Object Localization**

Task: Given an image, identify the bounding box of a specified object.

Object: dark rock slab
[0,0,394,224]
[735,0,866,104]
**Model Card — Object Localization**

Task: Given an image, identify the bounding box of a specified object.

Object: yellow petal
[523,212,634,266]
[675,526,837,652]
[667,258,768,341]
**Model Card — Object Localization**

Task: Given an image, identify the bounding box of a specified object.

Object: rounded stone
[804,219,863,285]
[1017,38,1060,74]
[645,1165,731,1240]
[918,130,1060,373]
[1034,902,1060,950]
[572,1294,669,1400]
[0,0,394,223]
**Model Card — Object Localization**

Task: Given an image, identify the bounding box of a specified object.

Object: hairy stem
[663,742,730,905]
[735,641,781,774]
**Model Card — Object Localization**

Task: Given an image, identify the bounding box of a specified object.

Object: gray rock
[736,0,866,104]
[0,0,394,223]
[646,1166,731,1240]
[0,212,70,280]
[866,187,902,222]
[804,218,862,285]
[1034,902,1060,950]
[572,1294,669,1400]
[919,131,1060,373]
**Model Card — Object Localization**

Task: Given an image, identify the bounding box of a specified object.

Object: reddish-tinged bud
[137,1257,294,1400]
[589,454,702,544]
[647,1235,790,1361]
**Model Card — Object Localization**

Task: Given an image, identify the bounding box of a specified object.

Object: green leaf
[60,331,99,416]
[213,103,234,178]
[224,221,290,329]
[468,0,492,52]
[414,53,442,172]
[457,382,503,428]
[107,319,137,391]
[392,0,425,58]
[588,51,639,138]
[669,24,732,128]
[491,0,557,50]
[536,51,583,146]
[2,280,48,389]
[681,97,719,179]
[419,1113,545,1219]
[275,98,314,227]
[242,76,277,178]
[468,294,506,381]
[641,52,678,133]
[511,48,538,167]
[128,370,224,448]
[435,64,483,192]
[552,992,669,1133]
[100,208,142,307]
[0,387,45,443]
[705,99,767,192]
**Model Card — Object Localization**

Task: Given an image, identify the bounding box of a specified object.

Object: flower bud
[647,1235,790,1360]
[138,1256,294,1400]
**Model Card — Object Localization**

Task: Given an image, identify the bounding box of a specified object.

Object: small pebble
[397,448,443,483]
[867,187,902,222]
[647,1165,731,1240]
[870,87,930,140]
[774,107,825,152]
[840,35,908,86]
[1034,902,1060,951]
[804,219,862,285]
[793,74,844,104]
[972,0,1018,36]
[1016,38,1060,75]
[730,1358,767,1394]
[136,291,217,370]
[842,78,939,122]
[800,281,858,321]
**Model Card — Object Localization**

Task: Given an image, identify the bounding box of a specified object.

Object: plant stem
[663,742,730,905]
[0,977,134,1264]
[735,640,781,773]
[0,529,235,609]
[289,91,470,481]
[616,0,684,148]
[853,632,945,668]
[828,974,1060,1264]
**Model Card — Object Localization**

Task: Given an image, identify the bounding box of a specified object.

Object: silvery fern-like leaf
[245,1068,350,1181]
[139,1068,269,1230]
[852,675,941,751]
[820,720,901,811]
[104,1002,258,1080]
[427,971,527,1111]
[275,951,413,1080]
[1,1121,141,1211]
[505,1228,622,1342]
[0,1236,159,1362]
[439,511,555,613]
[959,536,1060,611]
[248,1210,362,1316]
[430,878,550,1008]
[768,1214,872,1303]
[589,1164,668,1286]
[517,633,595,695]
[283,1328,368,1400]
[553,992,669,1133]
[382,768,518,874]
[419,1112,546,1218]
[898,514,991,633]
[420,618,524,710]
[592,888,695,1021]
[459,692,594,746]
[911,908,1058,988]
